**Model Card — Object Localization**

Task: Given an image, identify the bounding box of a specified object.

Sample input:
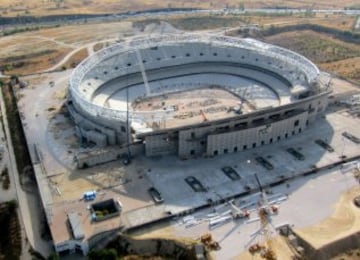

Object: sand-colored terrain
[295,186,360,250]
[0,21,133,74]
[321,57,360,82]
[132,88,254,130]
[0,0,359,17]
[106,176,360,260]
[61,47,88,69]
[235,236,298,260]
[264,30,360,84]
[1,12,358,81]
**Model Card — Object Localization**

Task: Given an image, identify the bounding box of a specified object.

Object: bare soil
[295,186,360,250]
[132,88,248,129]
[332,249,360,260]
[261,14,355,30]
[235,236,297,260]
[0,0,359,17]
[264,30,360,84]
[0,12,358,83]
[0,21,133,75]
[93,42,105,52]
[0,47,71,75]
[62,47,89,69]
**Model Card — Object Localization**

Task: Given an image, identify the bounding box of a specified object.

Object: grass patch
[133,15,248,31]
[93,42,104,52]
[264,30,360,63]
[0,200,21,260]
[62,48,88,69]
[263,30,360,84]
[1,80,33,186]
[168,15,246,31]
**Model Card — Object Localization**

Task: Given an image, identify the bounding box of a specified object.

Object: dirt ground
[108,172,360,260]
[0,21,133,75]
[0,0,359,17]
[234,236,297,260]
[332,249,360,260]
[62,47,89,69]
[295,186,360,250]
[1,12,358,79]
[247,14,356,30]
[320,57,360,82]
[132,88,251,129]
[264,30,360,84]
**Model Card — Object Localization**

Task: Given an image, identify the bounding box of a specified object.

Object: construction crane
[255,174,279,215]
[135,48,151,96]
[200,109,208,122]
[248,174,278,260]
[237,86,257,112]
[228,199,250,219]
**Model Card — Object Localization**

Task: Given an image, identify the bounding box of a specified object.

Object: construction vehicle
[200,233,221,250]
[228,200,250,219]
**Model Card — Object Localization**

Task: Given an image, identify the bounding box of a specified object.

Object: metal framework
[69,33,322,125]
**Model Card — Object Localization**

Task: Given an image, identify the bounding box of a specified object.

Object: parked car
[315,139,334,152]
[185,176,207,192]
[255,157,274,170]
[342,131,360,144]
[221,166,241,180]
[148,187,164,204]
[286,148,305,161]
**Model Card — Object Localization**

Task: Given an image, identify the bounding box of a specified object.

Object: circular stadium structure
[68,33,331,159]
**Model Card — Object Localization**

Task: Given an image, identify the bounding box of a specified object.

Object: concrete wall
[206,111,308,156]
[144,133,177,156]
[144,91,329,158]
[54,240,89,255]
[68,102,126,146]
[75,144,144,169]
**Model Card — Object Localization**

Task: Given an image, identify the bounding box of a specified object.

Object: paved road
[1,7,360,34]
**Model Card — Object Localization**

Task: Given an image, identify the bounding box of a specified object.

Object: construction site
[3,17,359,259]
[131,86,255,129]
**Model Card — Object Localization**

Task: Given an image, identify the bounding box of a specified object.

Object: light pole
[341,136,346,161]
[126,85,131,162]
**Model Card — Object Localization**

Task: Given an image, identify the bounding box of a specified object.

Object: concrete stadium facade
[68,33,331,159]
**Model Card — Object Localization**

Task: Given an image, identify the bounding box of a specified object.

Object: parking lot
[121,105,360,227]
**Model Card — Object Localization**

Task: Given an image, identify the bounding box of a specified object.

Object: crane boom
[254,173,263,193]
[135,48,151,96]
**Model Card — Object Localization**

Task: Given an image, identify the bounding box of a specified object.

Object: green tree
[47,252,60,260]
[88,248,117,260]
